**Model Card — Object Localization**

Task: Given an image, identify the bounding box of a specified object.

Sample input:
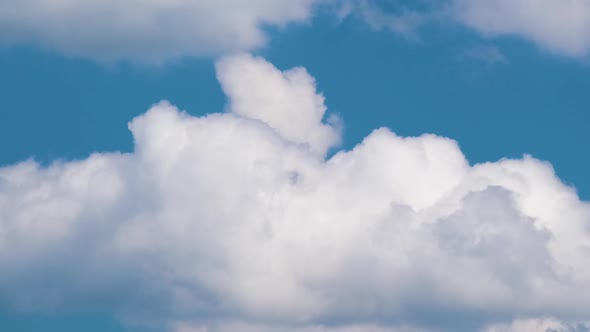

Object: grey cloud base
[0,0,317,62]
[0,55,589,332]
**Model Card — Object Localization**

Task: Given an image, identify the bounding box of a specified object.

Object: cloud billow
[0,54,589,331]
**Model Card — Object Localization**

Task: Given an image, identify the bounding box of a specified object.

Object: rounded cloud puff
[0,54,589,331]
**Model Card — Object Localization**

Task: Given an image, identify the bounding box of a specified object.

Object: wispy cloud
[461,45,508,65]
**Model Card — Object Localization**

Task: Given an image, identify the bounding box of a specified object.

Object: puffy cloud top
[0,55,589,331]
[216,54,341,157]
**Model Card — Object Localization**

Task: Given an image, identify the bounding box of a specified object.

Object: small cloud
[461,45,508,65]
[336,0,441,40]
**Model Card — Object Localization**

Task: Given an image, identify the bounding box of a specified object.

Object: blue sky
[0,1,590,332]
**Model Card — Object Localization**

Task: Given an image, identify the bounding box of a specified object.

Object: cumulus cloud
[0,0,319,62]
[215,54,341,157]
[1,54,590,331]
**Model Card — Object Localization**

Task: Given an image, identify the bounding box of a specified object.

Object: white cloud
[453,0,590,57]
[345,0,590,58]
[1,54,590,331]
[215,54,341,158]
[342,0,430,37]
[173,321,427,332]
[3,0,589,61]
[0,0,319,62]
[482,317,590,332]
[174,319,590,332]
[336,0,438,38]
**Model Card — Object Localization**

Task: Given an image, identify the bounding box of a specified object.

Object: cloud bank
[1,54,590,331]
[2,0,590,61]
[0,0,319,62]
